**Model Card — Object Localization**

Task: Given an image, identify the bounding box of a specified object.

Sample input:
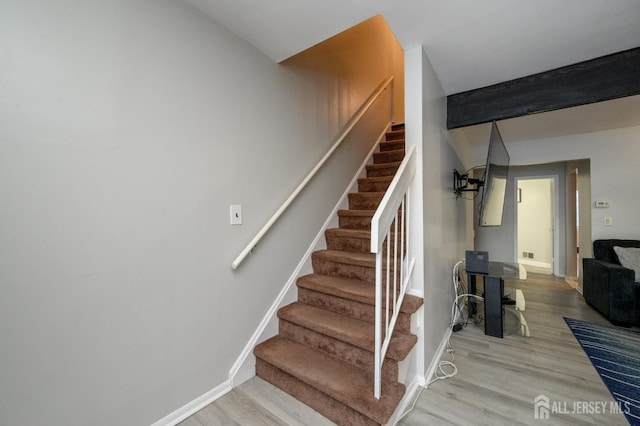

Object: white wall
[405,46,470,383]
[0,2,401,425]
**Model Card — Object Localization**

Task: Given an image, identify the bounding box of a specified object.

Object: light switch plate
[230,205,242,225]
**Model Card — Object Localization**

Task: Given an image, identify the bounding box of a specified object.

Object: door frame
[514,175,560,276]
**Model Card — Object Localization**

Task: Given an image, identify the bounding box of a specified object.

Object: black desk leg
[484,276,503,338]
[467,274,477,319]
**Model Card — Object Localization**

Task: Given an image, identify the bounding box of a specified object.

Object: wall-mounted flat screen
[479,122,510,226]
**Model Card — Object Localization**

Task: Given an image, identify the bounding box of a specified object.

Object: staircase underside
[254,123,422,425]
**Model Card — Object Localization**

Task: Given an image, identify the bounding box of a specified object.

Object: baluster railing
[370,144,416,399]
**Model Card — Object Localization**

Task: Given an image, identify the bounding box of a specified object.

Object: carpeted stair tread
[312,249,403,282]
[349,191,386,199]
[313,249,376,268]
[297,274,423,315]
[326,228,371,241]
[325,228,372,253]
[255,336,405,425]
[358,176,394,192]
[338,209,376,217]
[337,210,375,230]
[373,149,405,164]
[366,162,402,177]
[385,130,405,141]
[312,248,403,269]
[278,302,417,361]
[325,227,398,248]
[379,140,404,152]
[348,192,385,209]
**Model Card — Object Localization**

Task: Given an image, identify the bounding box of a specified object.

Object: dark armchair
[582,239,640,326]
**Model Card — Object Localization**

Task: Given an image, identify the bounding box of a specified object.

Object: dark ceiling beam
[447,47,640,129]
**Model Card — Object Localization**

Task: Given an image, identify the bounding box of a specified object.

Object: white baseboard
[150,380,232,426]
[386,374,422,425]
[518,258,552,269]
[385,326,454,424]
[424,326,453,388]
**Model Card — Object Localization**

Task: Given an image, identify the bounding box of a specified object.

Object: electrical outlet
[230,205,242,225]
[604,216,612,226]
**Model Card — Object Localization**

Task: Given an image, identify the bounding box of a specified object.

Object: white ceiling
[185,0,640,141]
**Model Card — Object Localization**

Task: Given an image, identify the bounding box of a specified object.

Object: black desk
[467,262,521,338]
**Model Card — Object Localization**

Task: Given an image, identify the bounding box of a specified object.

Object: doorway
[516,177,558,275]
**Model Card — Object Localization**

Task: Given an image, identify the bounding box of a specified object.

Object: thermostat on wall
[594,200,610,208]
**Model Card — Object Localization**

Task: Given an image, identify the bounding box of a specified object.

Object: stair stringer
[385,300,424,425]
[396,293,423,385]
[386,320,453,425]
[228,122,392,388]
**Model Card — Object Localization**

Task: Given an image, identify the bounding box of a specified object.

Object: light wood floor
[179,275,631,425]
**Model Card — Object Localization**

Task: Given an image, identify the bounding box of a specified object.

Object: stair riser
[348,193,384,210]
[312,257,401,284]
[256,359,377,426]
[298,287,413,335]
[338,214,372,230]
[358,179,392,192]
[279,319,399,383]
[336,214,402,231]
[326,233,402,254]
[379,141,404,152]
[385,131,405,141]
[366,164,400,177]
[326,233,370,253]
[373,150,404,164]
[313,257,375,283]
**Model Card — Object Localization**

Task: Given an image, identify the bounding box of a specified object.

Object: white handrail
[231,76,394,270]
[371,144,417,399]
[370,145,416,253]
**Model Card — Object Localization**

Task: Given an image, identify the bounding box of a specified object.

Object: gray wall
[474,162,567,274]
[405,46,471,383]
[0,2,403,425]
[472,123,640,283]
[499,126,640,242]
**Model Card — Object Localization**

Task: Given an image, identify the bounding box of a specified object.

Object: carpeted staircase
[254,124,423,425]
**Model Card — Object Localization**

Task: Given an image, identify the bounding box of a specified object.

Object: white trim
[385,374,422,426]
[407,288,424,299]
[386,327,454,424]
[424,326,453,388]
[518,258,553,269]
[514,175,560,275]
[150,380,232,426]
[227,123,392,387]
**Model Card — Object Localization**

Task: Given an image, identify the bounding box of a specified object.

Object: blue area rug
[565,317,640,425]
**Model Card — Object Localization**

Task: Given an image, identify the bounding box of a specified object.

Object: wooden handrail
[231,76,394,270]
